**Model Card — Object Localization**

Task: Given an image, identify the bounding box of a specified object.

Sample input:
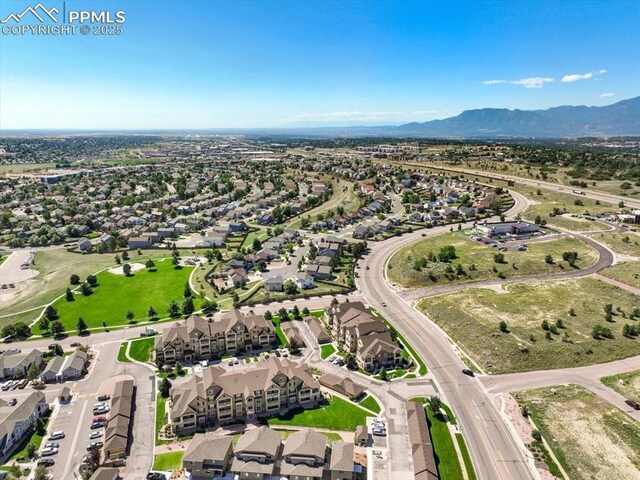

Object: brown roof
[330,441,355,472]
[318,373,366,399]
[406,402,438,480]
[183,432,233,463]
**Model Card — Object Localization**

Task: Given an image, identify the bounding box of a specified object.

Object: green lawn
[268,397,369,431]
[128,337,155,363]
[455,434,477,480]
[241,230,272,249]
[601,370,640,400]
[388,232,597,288]
[156,394,168,446]
[320,344,336,359]
[37,261,194,333]
[426,406,464,480]
[358,395,382,414]
[117,342,129,362]
[516,385,640,480]
[419,277,640,374]
[152,451,184,471]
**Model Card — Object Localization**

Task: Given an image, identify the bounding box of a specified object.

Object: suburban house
[318,373,366,401]
[326,302,402,372]
[182,433,234,479]
[0,392,49,461]
[40,349,88,383]
[0,350,43,380]
[181,427,359,480]
[168,358,321,433]
[304,316,331,344]
[264,275,284,292]
[154,310,277,364]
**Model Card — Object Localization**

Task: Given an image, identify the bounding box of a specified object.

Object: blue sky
[1,0,638,129]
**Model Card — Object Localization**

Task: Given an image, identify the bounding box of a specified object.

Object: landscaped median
[152,450,184,471]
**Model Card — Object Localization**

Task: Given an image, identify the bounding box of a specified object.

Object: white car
[49,431,65,440]
[89,430,103,439]
[372,428,387,436]
[41,447,59,456]
[94,401,109,409]
[93,406,110,415]
[328,355,336,362]
[44,442,59,449]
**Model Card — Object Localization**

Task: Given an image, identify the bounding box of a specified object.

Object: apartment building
[0,392,49,461]
[169,358,321,433]
[154,309,276,364]
[326,302,402,372]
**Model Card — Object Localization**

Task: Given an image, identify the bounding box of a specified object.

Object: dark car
[91,421,105,429]
[147,473,167,480]
[93,416,107,423]
[462,368,475,377]
[37,458,55,467]
[625,399,640,410]
[70,342,81,347]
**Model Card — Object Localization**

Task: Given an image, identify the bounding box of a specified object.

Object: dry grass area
[418,277,640,373]
[516,385,640,480]
[592,232,640,257]
[388,232,598,289]
[601,370,640,400]
[600,262,640,289]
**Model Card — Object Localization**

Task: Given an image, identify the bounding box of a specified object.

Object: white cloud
[561,69,607,83]
[483,77,554,89]
[600,92,615,97]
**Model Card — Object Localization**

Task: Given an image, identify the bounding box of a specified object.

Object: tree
[53,344,63,356]
[174,361,183,376]
[172,255,180,268]
[427,396,442,414]
[65,288,74,302]
[27,442,37,458]
[437,245,457,262]
[545,254,554,264]
[252,238,262,251]
[147,306,157,319]
[14,322,30,338]
[184,282,192,298]
[604,303,614,322]
[264,310,273,322]
[562,251,579,267]
[7,465,23,479]
[201,299,218,313]
[70,274,81,285]
[344,352,357,369]
[159,377,172,398]
[114,254,121,265]
[146,259,155,270]
[34,466,48,480]
[494,252,506,264]
[541,320,550,331]
[86,275,98,286]
[77,317,88,335]
[1,324,16,338]
[122,263,132,276]
[499,321,509,333]
[27,362,40,380]
[302,307,310,315]
[80,282,92,296]
[121,251,130,260]
[292,305,300,319]
[44,305,58,320]
[379,367,388,381]
[183,296,195,315]
[51,320,65,337]
[35,417,46,435]
[257,260,267,272]
[126,310,135,322]
[278,308,289,321]
[283,279,298,295]
[38,316,50,332]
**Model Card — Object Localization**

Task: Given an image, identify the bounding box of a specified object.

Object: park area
[387,231,597,288]
[515,385,640,480]
[35,259,194,333]
[418,277,640,373]
[268,396,370,431]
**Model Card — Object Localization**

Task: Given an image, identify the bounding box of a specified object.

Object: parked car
[372,428,387,436]
[49,431,65,440]
[147,473,167,480]
[462,368,475,377]
[625,399,640,410]
[89,430,103,439]
[93,406,110,415]
[97,394,110,402]
[93,416,107,422]
[44,442,59,449]
[91,421,105,429]
[37,458,55,467]
[70,342,81,347]
[8,398,17,406]
[41,447,58,456]
[86,441,103,450]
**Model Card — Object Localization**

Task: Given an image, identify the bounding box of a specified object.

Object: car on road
[70,342,81,347]
[8,398,17,406]
[44,442,59,449]
[47,343,60,350]
[41,447,58,456]
[381,302,386,307]
[37,458,55,467]
[86,441,103,450]
[421,233,426,237]
[462,368,475,377]
[626,399,640,410]
[89,430,103,439]
[147,473,167,480]
[49,431,65,440]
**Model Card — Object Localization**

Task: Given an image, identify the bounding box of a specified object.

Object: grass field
[268,397,369,431]
[592,232,640,257]
[387,231,597,288]
[241,230,272,249]
[156,394,167,446]
[516,385,640,480]
[426,406,464,480]
[152,451,184,471]
[117,342,129,362]
[35,260,194,333]
[418,277,640,374]
[601,370,640,400]
[0,163,56,175]
[320,344,336,359]
[358,395,382,414]
[128,337,155,363]
[600,261,640,289]
[455,434,477,480]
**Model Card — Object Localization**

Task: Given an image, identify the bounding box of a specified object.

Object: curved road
[358,191,537,480]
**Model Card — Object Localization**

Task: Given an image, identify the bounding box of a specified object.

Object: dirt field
[515,385,640,480]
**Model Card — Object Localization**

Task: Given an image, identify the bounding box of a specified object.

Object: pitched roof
[235,426,281,457]
[282,428,327,459]
[183,432,233,463]
[330,441,355,472]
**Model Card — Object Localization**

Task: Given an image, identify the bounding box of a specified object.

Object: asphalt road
[358,191,537,480]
